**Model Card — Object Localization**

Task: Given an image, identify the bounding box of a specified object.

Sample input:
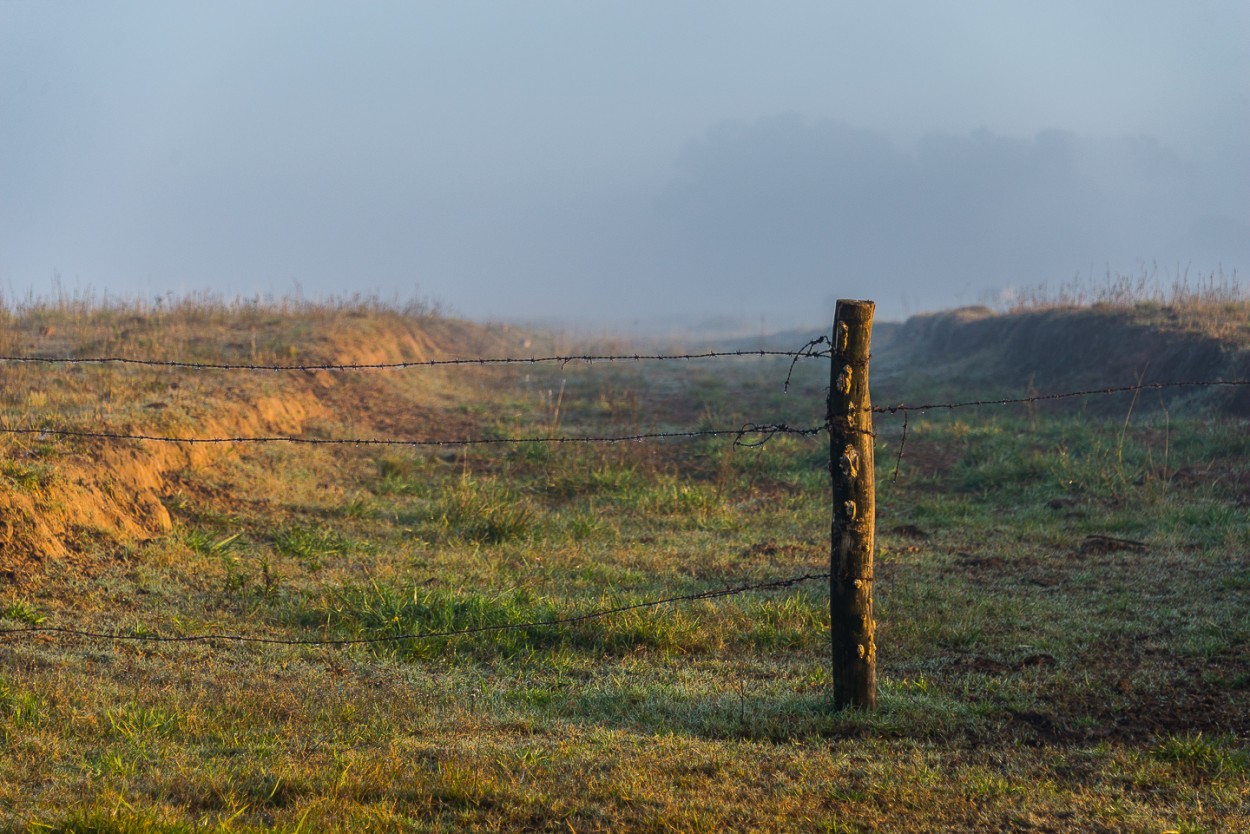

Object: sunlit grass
[0,300,1246,832]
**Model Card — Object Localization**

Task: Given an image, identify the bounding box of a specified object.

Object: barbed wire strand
[784,335,831,393]
[873,379,1250,414]
[5,381,1244,452]
[0,572,831,648]
[0,422,828,448]
[891,411,908,483]
[0,348,831,373]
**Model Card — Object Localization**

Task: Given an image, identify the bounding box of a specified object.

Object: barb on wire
[892,411,908,483]
[784,335,831,393]
[0,422,829,448]
[0,572,831,648]
[875,379,1250,414]
[732,421,825,447]
[0,348,828,373]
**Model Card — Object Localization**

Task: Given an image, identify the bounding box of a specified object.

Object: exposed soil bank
[0,308,528,583]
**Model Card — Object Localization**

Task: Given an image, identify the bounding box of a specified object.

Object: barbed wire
[5,379,1244,453]
[0,348,830,373]
[0,572,830,648]
[875,379,1250,479]
[873,379,1250,414]
[785,335,831,392]
[4,380,1243,455]
[0,421,829,448]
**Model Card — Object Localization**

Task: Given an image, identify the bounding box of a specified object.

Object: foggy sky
[1,2,1247,328]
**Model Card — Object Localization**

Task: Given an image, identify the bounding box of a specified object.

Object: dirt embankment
[882,304,1250,414]
[0,310,529,584]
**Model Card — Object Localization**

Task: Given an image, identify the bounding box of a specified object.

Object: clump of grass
[181,528,243,556]
[1,460,56,493]
[562,508,618,542]
[272,524,349,570]
[539,458,646,500]
[0,679,43,730]
[629,477,728,527]
[107,705,182,741]
[425,475,537,544]
[374,454,432,496]
[735,592,827,650]
[307,581,733,662]
[1152,733,1250,778]
[1,600,45,626]
[313,582,565,660]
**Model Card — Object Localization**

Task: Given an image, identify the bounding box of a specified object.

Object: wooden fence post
[829,299,877,711]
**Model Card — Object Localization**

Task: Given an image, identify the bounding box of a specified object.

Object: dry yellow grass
[0,297,1247,832]
[0,297,530,582]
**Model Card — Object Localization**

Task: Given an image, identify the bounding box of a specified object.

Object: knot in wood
[836,365,853,395]
[839,446,859,478]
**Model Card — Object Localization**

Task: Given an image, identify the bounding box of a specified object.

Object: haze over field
[1,2,1247,328]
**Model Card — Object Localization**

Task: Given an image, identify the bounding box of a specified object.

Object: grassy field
[1,300,1248,832]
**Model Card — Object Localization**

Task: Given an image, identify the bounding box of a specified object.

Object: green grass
[1,461,57,493]
[0,303,1247,832]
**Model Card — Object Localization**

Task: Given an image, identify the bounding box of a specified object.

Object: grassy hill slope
[0,299,1246,832]
[873,301,1250,415]
[0,299,532,581]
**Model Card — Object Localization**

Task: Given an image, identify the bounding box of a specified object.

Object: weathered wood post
[829,299,877,711]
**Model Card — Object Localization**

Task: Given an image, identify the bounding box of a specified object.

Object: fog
[1,2,1246,329]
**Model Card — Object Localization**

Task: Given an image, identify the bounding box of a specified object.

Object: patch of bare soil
[0,382,332,584]
[931,646,1250,745]
[1013,670,1250,745]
